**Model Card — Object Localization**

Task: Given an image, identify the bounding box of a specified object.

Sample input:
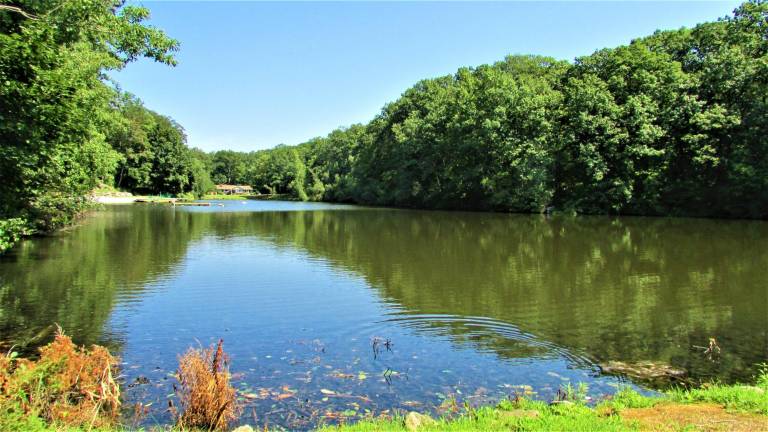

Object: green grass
[667,385,768,414]
[608,387,661,410]
[665,365,768,414]
[250,193,296,201]
[319,399,640,432]
[325,370,768,432]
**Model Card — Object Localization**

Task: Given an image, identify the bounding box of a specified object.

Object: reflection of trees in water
[0,207,211,351]
[1,206,765,384]
[234,210,768,383]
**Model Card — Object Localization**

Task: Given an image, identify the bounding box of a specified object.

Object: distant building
[215,184,253,195]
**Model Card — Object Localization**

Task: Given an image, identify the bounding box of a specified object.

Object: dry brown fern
[176,339,240,430]
[0,327,120,428]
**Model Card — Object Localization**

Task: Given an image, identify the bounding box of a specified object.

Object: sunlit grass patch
[605,386,663,410]
[666,370,768,414]
[321,399,640,432]
[326,374,768,432]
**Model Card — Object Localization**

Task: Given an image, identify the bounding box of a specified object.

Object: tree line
[2,1,766,253]
[0,0,211,252]
[212,1,768,219]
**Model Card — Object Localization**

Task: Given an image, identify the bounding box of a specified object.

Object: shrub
[0,329,120,429]
[176,339,239,430]
[0,218,30,254]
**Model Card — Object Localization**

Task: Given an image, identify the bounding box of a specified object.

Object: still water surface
[1,201,766,429]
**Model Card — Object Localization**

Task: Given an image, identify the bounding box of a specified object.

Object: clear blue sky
[114,1,742,152]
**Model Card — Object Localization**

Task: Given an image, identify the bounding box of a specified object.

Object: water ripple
[384,313,597,369]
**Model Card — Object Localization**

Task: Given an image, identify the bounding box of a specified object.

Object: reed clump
[176,339,239,430]
[0,328,120,429]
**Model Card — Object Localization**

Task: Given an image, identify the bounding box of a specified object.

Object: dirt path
[622,403,768,432]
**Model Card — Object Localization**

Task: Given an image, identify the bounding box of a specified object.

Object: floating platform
[174,202,211,206]
[133,199,211,206]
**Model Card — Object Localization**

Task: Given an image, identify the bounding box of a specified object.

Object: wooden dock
[174,202,211,206]
[134,199,211,207]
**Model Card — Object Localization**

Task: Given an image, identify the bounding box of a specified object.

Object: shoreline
[3,334,766,431]
[321,386,768,431]
[92,195,138,204]
[2,331,766,431]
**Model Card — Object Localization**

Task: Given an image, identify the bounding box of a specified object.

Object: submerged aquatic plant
[0,327,120,429]
[371,337,393,360]
[176,339,240,430]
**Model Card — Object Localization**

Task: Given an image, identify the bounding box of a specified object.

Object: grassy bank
[323,379,768,432]
[248,194,295,201]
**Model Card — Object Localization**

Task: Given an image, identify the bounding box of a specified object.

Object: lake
[1,201,766,429]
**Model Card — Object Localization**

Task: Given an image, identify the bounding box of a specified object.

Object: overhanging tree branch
[0,4,39,20]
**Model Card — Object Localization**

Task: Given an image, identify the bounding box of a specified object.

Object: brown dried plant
[0,327,120,428]
[176,339,240,430]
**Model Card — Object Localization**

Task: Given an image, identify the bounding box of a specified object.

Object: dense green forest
[2,1,767,253]
[209,1,768,219]
[0,0,210,252]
